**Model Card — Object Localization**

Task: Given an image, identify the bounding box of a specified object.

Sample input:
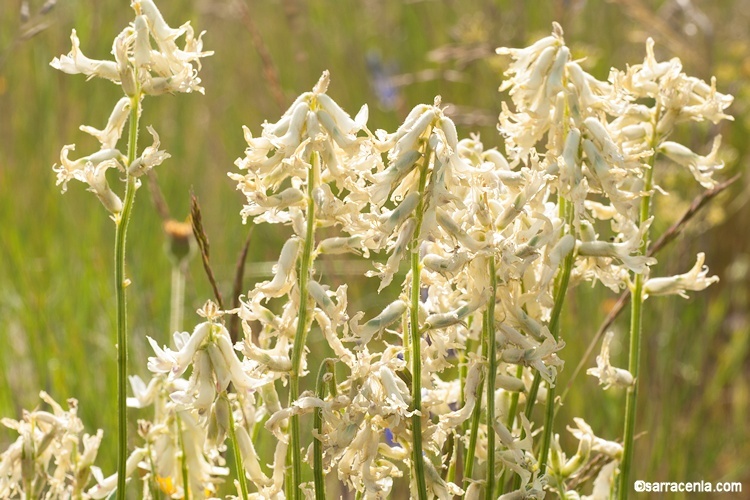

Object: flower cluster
[51,0,212,215]
[220,25,731,498]
[0,392,102,499]
[11,7,730,499]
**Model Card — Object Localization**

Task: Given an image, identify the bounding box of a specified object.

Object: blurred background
[0,0,748,496]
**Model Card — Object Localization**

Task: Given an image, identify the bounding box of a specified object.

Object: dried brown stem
[146,170,171,222]
[190,191,224,310]
[228,226,254,343]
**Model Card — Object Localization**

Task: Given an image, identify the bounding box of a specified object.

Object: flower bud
[207,395,230,448]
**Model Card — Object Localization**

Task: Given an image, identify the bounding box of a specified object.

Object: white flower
[75,159,123,214]
[257,237,301,298]
[659,136,724,188]
[53,145,122,193]
[50,29,119,81]
[567,418,623,459]
[0,393,103,499]
[88,448,147,499]
[582,460,618,500]
[347,300,408,345]
[79,97,131,149]
[424,287,491,330]
[147,322,211,376]
[644,252,719,299]
[128,126,171,176]
[587,331,634,389]
[51,0,212,95]
[577,217,657,274]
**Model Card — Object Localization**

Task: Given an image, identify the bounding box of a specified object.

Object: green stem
[146,441,161,500]
[227,395,249,500]
[463,317,486,492]
[538,199,575,475]
[177,415,190,500]
[498,364,524,495]
[461,336,475,435]
[485,257,497,500]
[618,124,658,499]
[402,312,410,366]
[512,199,574,491]
[288,153,318,500]
[23,474,33,499]
[314,360,335,500]
[506,364,524,430]
[115,93,140,499]
[409,143,432,500]
[447,340,471,486]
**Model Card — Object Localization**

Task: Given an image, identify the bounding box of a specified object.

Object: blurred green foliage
[1,0,748,496]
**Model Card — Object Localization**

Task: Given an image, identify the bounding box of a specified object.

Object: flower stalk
[289,153,319,500]
[484,256,497,499]
[227,395,249,500]
[177,414,190,500]
[314,359,336,499]
[512,198,575,492]
[538,198,575,474]
[114,92,141,498]
[410,140,432,500]
[618,120,659,500]
[463,323,486,491]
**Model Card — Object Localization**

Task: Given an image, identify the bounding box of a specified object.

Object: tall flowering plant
[49,1,211,497]
[0,7,732,499]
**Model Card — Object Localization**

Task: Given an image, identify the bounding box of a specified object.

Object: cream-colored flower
[0,393,103,499]
[128,126,171,176]
[659,136,724,188]
[587,331,634,389]
[79,97,131,149]
[644,252,719,299]
[50,29,119,81]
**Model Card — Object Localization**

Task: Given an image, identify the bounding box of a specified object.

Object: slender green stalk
[461,336,475,435]
[447,336,471,486]
[402,313,410,366]
[538,199,575,474]
[145,441,161,500]
[314,360,335,499]
[618,272,644,499]
[485,257,497,499]
[409,142,432,500]
[115,93,141,499]
[23,473,33,499]
[170,263,186,334]
[288,153,318,500]
[506,364,524,430]
[618,120,659,499]
[463,316,486,491]
[227,395,249,500]
[285,446,293,499]
[522,247,573,427]
[446,444,458,485]
[512,201,574,491]
[177,415,190,500]
[499,364,525,494]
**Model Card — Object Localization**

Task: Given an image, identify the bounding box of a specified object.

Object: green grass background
[1,0,749,497]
